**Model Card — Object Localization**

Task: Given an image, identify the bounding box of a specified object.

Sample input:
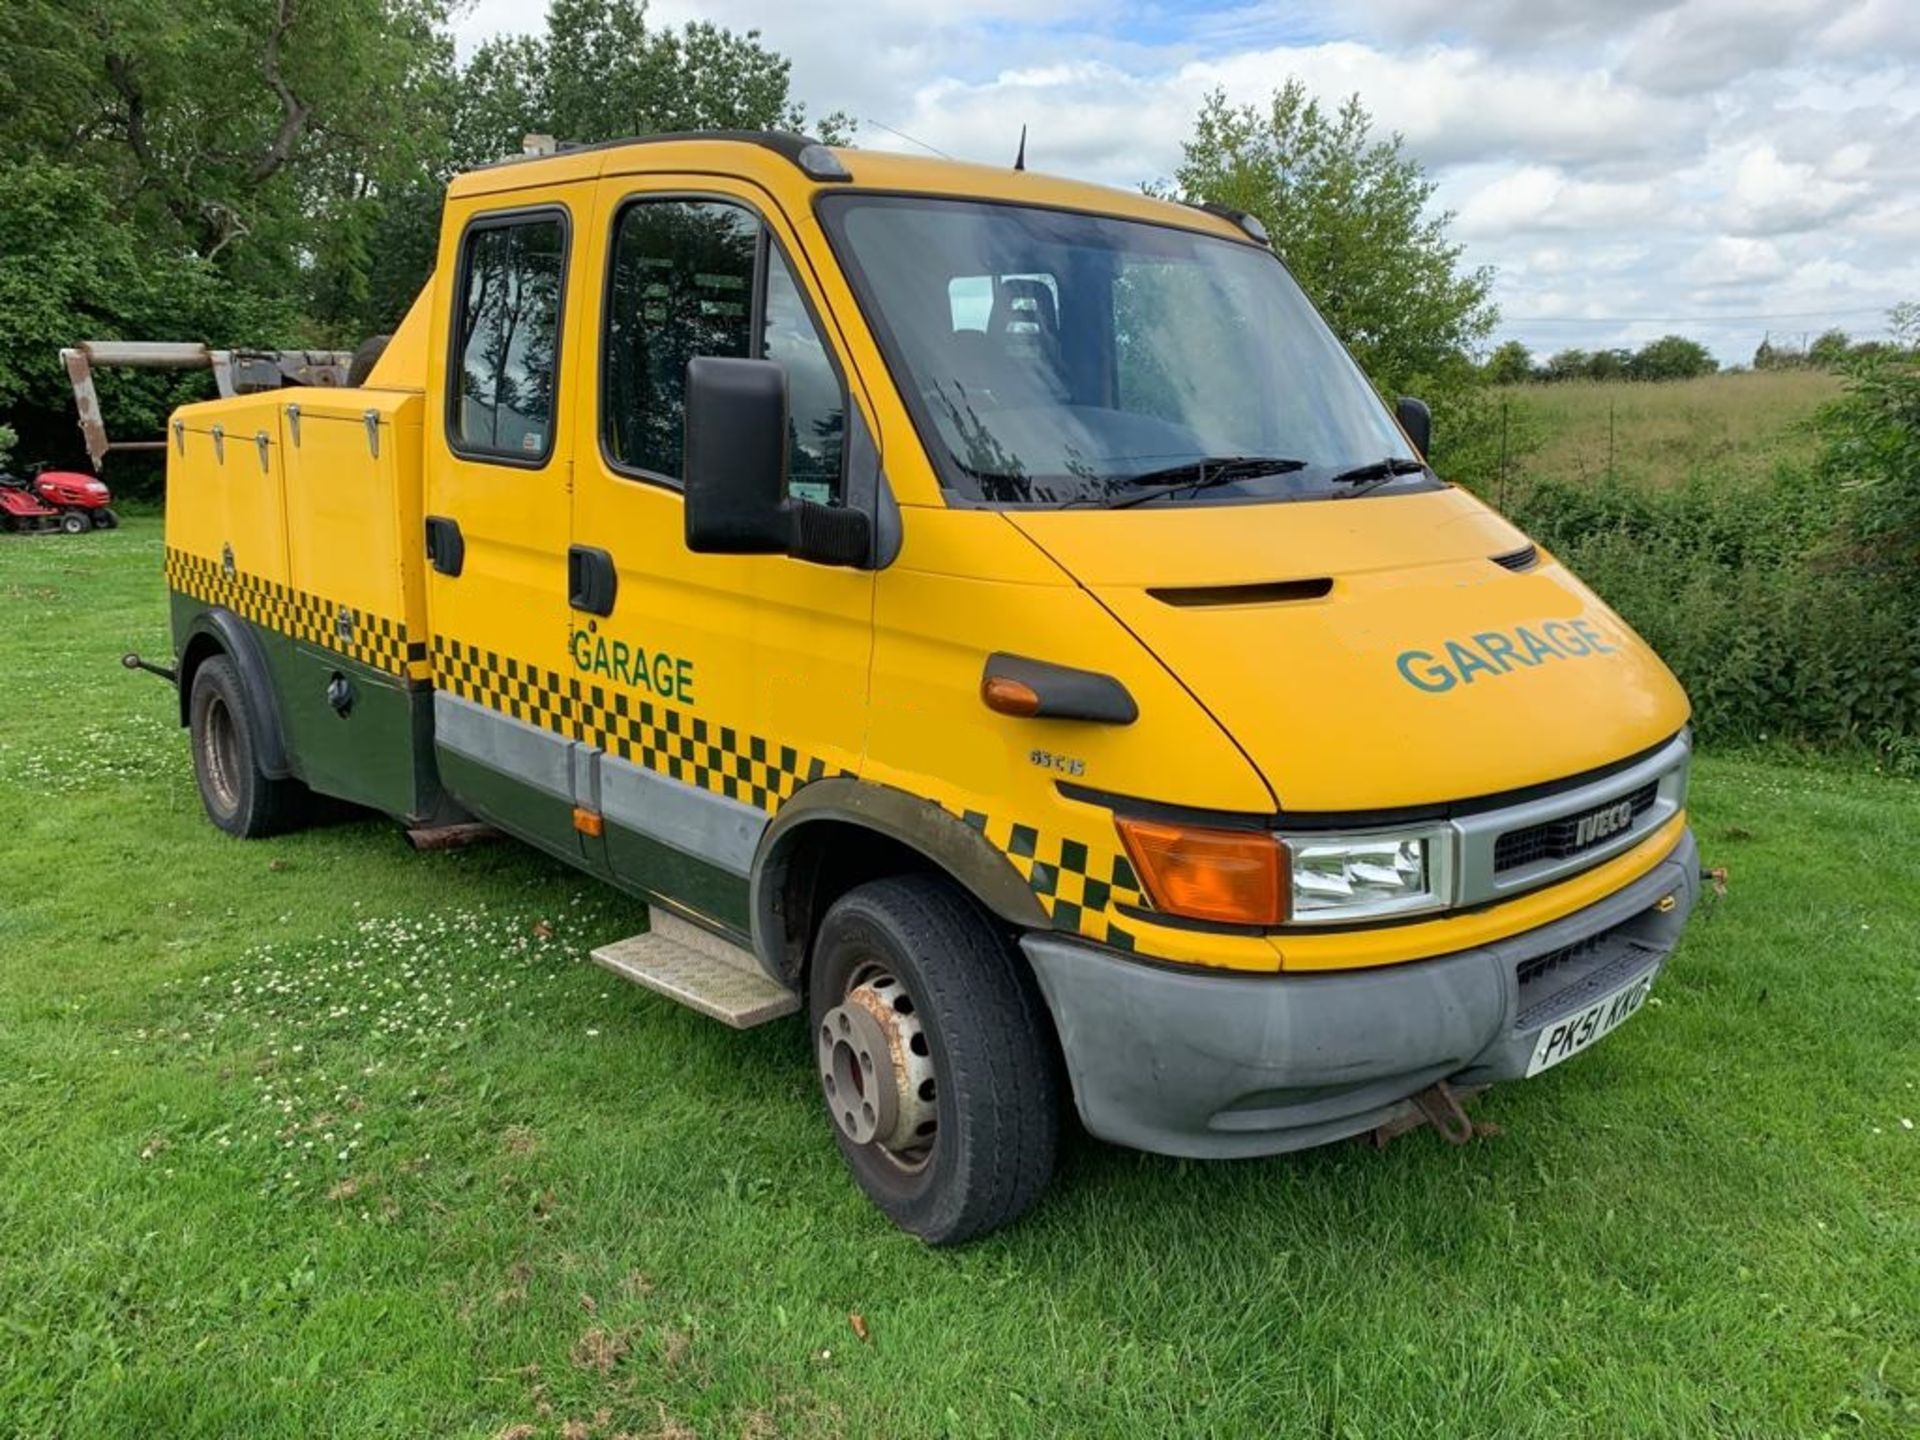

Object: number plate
[1525,971,1655,1077]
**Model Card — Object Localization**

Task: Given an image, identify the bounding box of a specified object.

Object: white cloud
[1720,143,1872,235]
[1681,236,1790,285]
[1456,167,1675,238]
[450,0,1920,362]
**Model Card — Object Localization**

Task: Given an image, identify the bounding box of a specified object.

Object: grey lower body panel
[431,691,763,928]
[432,691,765,873]
[1022,830,1701,1160]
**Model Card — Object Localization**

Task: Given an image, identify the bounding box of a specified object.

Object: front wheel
[810,876,1060,1244]
[59,510,88,535]
[94,508,119,530]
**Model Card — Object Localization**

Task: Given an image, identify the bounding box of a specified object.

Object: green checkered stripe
[954,807,1149,951]
[429,632,1149,949]
[431,636,836,813]
[166,546,422,677]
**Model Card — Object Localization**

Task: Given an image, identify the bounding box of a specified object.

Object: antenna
[861,117,952,160]
[1014,124,1027,172]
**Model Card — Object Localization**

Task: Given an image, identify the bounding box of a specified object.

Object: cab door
[424,190,600,865]
[567,175,875,930]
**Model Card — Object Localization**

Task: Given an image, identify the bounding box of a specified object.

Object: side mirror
[683,356,871,567]
[1395,396,1431,459]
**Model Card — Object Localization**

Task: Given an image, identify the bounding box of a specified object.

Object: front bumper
[1022,829,1700,1159]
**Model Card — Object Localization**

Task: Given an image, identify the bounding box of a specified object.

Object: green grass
[1505,371,1841,494]
[2,520,1917,1438]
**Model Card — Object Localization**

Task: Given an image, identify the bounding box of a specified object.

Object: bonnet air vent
[1148,578,1333,608]
[1491,544,1539,573]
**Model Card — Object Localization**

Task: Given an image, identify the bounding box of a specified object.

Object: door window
[449,212,567,463]
[602,198,845,500]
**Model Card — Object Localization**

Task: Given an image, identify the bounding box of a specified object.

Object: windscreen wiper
[1065,455,1309,510]
[1327,455,1427,496]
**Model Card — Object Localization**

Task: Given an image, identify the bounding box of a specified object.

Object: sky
[455,0,1920,365]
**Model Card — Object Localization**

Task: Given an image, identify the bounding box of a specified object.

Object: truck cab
[160,132,1699,1243]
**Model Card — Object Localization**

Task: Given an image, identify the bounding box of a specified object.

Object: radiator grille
[1494,782,1659,873]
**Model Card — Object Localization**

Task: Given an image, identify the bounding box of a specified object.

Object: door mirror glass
[683,356,792,554]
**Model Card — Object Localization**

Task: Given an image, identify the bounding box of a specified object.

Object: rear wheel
[809,876,1059,1244]
[189,656,305,837]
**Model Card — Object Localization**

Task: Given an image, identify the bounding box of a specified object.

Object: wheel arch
[751,778,1050,987]
[177,609,293,778]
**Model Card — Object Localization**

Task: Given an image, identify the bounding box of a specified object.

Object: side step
[590,911,800,1029]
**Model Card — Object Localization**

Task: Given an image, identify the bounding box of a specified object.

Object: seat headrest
[991,278,1059,340]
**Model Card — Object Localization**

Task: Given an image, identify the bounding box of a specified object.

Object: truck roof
[445,130,1245,242]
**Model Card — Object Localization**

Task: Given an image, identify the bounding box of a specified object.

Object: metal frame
[61,341,354,471]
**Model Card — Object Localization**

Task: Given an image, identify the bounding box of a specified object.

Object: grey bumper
[1022,830,1700,1159]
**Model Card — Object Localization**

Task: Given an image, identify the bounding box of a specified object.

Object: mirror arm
[788,499,872,567]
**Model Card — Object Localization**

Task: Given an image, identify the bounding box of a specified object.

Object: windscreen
[820,195,1424,508]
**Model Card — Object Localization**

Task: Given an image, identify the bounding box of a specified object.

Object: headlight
[1113,816,1454,927]
[1280,827,1452,923]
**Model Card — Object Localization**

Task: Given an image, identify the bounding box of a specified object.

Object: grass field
[1504,370,1841,494]
[2,521,1917,1439]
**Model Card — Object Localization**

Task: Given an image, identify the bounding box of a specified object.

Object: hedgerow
[1509,353,1920,760]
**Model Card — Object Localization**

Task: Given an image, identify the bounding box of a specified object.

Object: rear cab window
[448,209,569,465]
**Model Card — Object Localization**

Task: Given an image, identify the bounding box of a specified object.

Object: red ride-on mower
[28,465,118,531]
[0,471,63,534]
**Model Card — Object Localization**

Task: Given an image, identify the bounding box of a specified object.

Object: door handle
[568,545,617,616]
[425,515,464,576]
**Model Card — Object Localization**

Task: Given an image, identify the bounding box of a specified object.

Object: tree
[1544,349,1591,382]
[1817,303,1920,567]
[1484,340,1536,385]
[1585,348,1633,381]
[1628,335,1716,382]
[0,0,457,312]
[1889,302,1920,352]
[1170,84,1495,405]
[1808,329,1852,369]
[452,0,851,169]
[0,157,304,469]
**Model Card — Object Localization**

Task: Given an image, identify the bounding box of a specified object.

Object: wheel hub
[817,969,937,1157]
[201,694,240,812]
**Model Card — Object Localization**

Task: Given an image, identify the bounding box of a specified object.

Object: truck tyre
[809,875,1059,1244]
[346,334,391,387]
[189,655,305,838]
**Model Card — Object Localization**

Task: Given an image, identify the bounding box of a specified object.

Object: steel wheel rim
[201,692,241,814]
[817,960,938,1172]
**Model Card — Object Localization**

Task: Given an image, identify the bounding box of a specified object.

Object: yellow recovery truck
[152,132,1700,1242]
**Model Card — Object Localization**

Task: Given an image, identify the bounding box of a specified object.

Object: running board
[590,911,800,1029]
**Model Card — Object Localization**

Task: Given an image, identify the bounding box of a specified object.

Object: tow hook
[1370,1080,1488,1149]
[121,651,178,685]
[1413,1081,1477,1144]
